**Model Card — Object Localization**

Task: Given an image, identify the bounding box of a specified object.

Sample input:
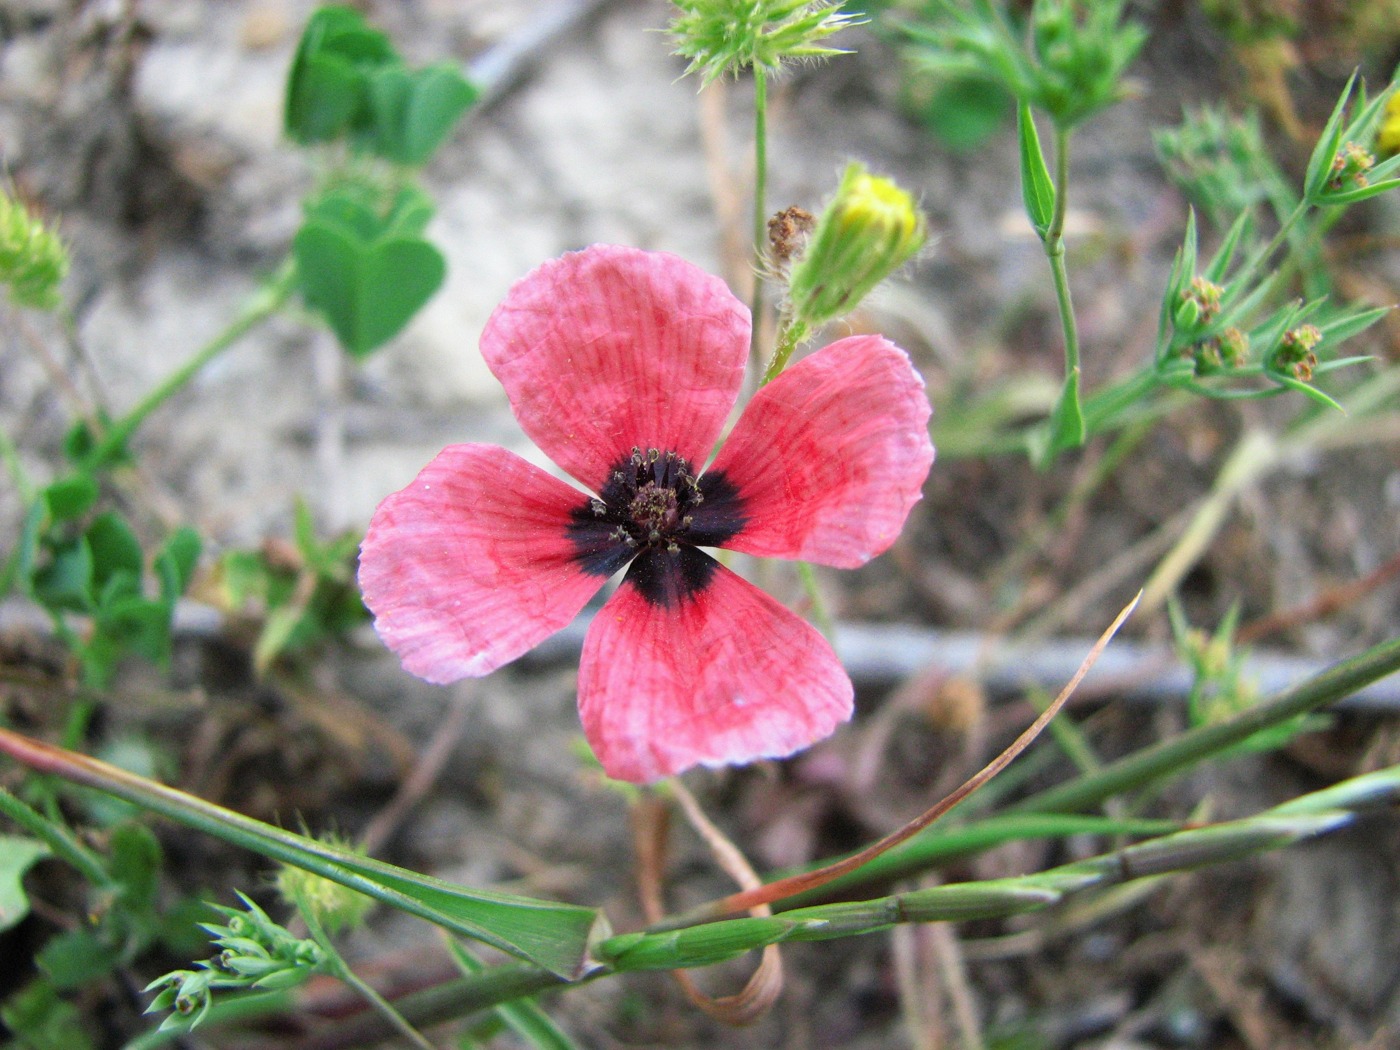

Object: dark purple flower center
[568,446,747,606]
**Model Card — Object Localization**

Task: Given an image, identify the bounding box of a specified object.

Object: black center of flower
[567,446,749,607]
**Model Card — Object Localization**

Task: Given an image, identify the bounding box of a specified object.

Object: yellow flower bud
[785,163,926,329]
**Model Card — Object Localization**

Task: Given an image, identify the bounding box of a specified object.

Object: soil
[2,1,1399,1048]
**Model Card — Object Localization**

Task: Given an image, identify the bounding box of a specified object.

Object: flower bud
[0,189,68,311]
[274,837,373,934]
[1379,92,1400,157]
[785,162,926,329]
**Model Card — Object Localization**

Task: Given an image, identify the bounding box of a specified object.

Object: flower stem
[1044,123,1084,446]
[749,65,769,367]
[761,317,807,386]
[795,560,833,638]
[85,257,297,468]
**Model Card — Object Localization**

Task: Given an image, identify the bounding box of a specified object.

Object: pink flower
[359,245,934,782]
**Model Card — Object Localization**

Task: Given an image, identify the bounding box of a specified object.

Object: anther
[591,498,606,516]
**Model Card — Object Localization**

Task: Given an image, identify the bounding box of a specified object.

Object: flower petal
[706,335,934,568]
[578,549,853,782]
[481,245,750,491]
[359,444,607,683]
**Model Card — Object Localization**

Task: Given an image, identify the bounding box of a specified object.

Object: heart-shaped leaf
[368,63,477,166]
[294,222,445,357]
[284,7,397,144]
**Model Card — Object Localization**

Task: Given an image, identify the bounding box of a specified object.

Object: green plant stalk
[264,796,1368,1047]
[449,940,581,1050]
[750,65,769,367]
[762,317,808,386]
[86,258,298,468]
[0,786,109,886]
[770,814,1179,911]
[795,560,833,638]
[0,727,604,979]
[293,884,436,1050]
[1007,635,1400,816]
[1080,364,1173,435]
[1045,124,1084,445]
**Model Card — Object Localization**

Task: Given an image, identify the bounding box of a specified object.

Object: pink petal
[578,549,853,782]
[481,245,750,492]
[707,335,934,568]
[359,444,607,683]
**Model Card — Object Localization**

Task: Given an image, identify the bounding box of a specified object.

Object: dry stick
[1236,548,1400,646]
[357,693,474,856]
[667,781,783,1025]
[658,593,1143,928]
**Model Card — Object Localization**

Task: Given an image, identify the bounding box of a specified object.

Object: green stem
[770,814,1179,911]
[749,65,769,367]
[86,258,297,468]
[1008,634,1400,815]
[795,560,832,638]
[143,773,1394,1047]
[0,786,110,886]
[1044,124,1084,446]
[294,886,436,1050]
[761,317,807,386]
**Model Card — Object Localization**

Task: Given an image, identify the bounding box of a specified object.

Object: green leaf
[381,185,437,239]
[915,76,1011,152]
[0,979,96,1050]
[41,475,98,523]
[254,604,305,674]
[367,63,477,166]
[304,184,386,241]
[109,822,163,915]
[0,835,50,933]
[293,222,446,356]
[32,536,93,613]
[1318,304,1390,345]
[14,746,611,979]
[1303,70,1358,203]
[1032,368,1086,467]
[92,595,173,663]
[1017,103,1055,240]
[284,6,397,145]
[154,527,201,604]
[1315,177,1400,206]
[85,512,143,594]
[36,929,116,990]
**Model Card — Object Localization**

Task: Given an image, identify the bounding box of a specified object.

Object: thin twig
[357,693,474,856]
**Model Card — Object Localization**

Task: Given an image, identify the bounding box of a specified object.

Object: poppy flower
[359,245,934,782]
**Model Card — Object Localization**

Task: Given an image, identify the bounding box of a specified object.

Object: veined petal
[708,335,933,568]
[481,245,750,491]
[359,444,608,683]
[578,550,853,782]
